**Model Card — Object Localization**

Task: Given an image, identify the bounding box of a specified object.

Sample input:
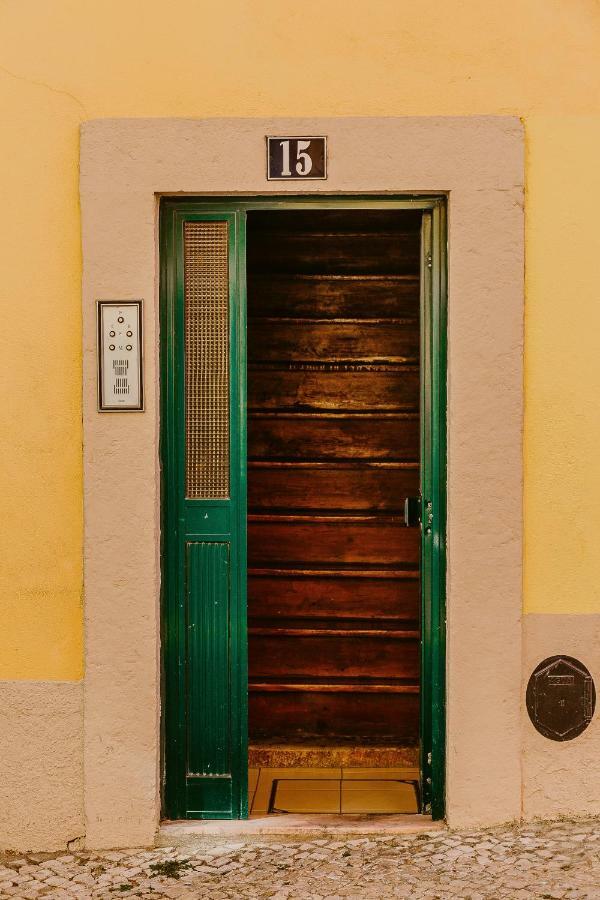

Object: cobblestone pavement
[1,819,600,899]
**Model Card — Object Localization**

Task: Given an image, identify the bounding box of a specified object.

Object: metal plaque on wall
[267,136,327,180]
[97,300,144,411]
[526,655,595,741]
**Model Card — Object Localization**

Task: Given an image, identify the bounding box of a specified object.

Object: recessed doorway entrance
[247,209,421,816]
[160,198,446,823]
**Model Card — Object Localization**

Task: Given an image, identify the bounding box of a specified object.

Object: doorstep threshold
[159,813,443,844]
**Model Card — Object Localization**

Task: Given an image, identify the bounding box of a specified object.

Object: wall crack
[0,63,87,115]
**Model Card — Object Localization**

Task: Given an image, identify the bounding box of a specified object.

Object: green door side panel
[161,206,247,820]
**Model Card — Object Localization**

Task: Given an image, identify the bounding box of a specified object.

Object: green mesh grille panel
[184,220,230,499]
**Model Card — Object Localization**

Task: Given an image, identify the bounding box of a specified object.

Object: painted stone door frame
[80,117,524,848]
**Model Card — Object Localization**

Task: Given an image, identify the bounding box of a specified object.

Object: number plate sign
[267,136,327,180]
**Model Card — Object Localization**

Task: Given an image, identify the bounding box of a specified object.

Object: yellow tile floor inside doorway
[249,767,420,816]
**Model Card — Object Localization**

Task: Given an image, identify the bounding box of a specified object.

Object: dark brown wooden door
[247,209,421,745]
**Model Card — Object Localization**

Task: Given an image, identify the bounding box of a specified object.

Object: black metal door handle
[404,496,421,527]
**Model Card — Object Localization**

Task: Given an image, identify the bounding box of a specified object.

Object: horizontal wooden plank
[248,461,418,511]
[249,681,419,693]
[248,413,419,461]
[248,513,404,522]
[249,567,420,577]
[248,688,419,742]
[249,626,419,638]
[249,617,418,633]
[247,209,422,234]
[248,367,419,412]
[247,519,419,566]
[247,231,420,276]
[248,274,419,319]
[248,319,419,364]
[248,571,419,622]
[249,633,419,679]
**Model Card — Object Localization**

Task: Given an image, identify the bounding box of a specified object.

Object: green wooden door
[419,204,447,819]
[161,196,446,822]
[161,204,247,819]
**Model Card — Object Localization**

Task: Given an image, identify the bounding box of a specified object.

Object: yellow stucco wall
[1,0,599,679]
